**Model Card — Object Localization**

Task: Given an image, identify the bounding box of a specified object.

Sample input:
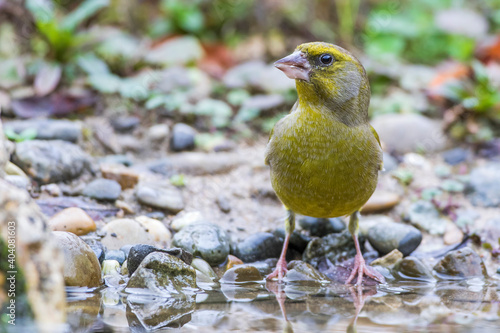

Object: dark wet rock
[371,249,403,269]
[135,183,184,213]
[392,257,434,281]
[298,216,345,237]
[83,238,107,264]
[382,152,399,173]
[171,123,196,151]
[127,294,195,330]
[303,230,357,267]
[120,244,134,258]
[0,179,66,323]
[433,247,488,280]
[82,178,121,201]
[371,113,448,154]
[13,140,91,184]
[367,221,422,256]
[233,232,283,263]
[467,163,500,207]
[220,265,263,283]
[111,116,140,133]
[53,231,102,287]
[284,261,329,285]
[442,147,470,165]
[105,249,126,265]
[173,222,230,265]
[3,119,82,142]
[273,228,311,253]
[407,200,447,235]
[126,252,196,296]
[216,195,231,213]
[127,244,193,276]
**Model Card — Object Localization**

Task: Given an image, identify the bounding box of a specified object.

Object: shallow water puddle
[61,278,500,332]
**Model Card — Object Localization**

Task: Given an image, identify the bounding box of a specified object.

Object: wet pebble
[82,178,122,201]
[407,200,448,235]
[367,221,422,256]
[13,140,90,184]
[100,164,139,189]
[284,261,329,285]
[443,221,464,245]
[102,259,121,277]
[467,163,500,207]
[233,232,282,263]
[191,258,217,281]
[442,147,470,165]
[136,183,185,213]
[216,195,231,213]
[126,252,196,296]
[371,249,403,269]
[220,265,263,283]
[303,230,356,267]
[273,228,311,253]
[173,222,230,265]
[147,124,170,142]
[48,207,96,236]
[298,216,345,237]
[362,190,401,213]
[105,249,126,265]
[83,238,107,264]
[171,211,205,231]
[433,247,488,280]
[127,244,193,276]
[225,254,244,270]
[171,123,196,151]
[392,257,434,282]
[53,231,101,287]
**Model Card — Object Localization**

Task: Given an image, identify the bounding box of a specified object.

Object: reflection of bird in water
[346,285,377,333]
[266,280,294,333]
[266,42,385,285]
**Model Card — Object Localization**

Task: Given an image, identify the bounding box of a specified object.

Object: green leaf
[227,89,250,106]
[87,73,122,93]
[77,53,110,75]
[61,0,109,32]
[26,0,55,24]
[170,174,186,187]
[194,99,232,128]
[440,179,465,193]
[145,95,169,110]
[18,128,38,142]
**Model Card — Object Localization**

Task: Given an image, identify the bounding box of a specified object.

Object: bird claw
[266,259,288,282]
[345,254,385,285]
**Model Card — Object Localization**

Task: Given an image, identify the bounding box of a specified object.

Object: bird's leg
[345,211,385,285]
[267,209,295,282]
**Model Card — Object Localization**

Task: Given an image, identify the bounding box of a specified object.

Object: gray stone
[436,9,488,38]
[303,230,357,267]
[273,228,311,253]
[13,140,90,184]
[5,175,30,189]
[284,261,330,284]
[392,257,434,281]
[298,216,345,237]
[0,179,66,324]
[127,244,193,276]
[136,183,184,213]
[467,163,500,207]
[83,238,106,264]
[442,147,470,165]
[407,200,448,235]
[126,252,196,296]
[233,232,283,263]
[82,178,122,201]
[105,249,126,265]
[173,222,230,265]
[220,265,263,283]
[111,116,140,133]
[3,119,82,142]
[371,114,448,154]
[433,247,488,280]
[223,61,267,89]
[52,231,102,287]
[382,152,399,173]
[171,123,196,152]
[240,94,285,113]
[367,221,422,256]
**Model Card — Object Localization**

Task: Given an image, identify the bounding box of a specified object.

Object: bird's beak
[274,51,310,82]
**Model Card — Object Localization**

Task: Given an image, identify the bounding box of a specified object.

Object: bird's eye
[319,54,333,65]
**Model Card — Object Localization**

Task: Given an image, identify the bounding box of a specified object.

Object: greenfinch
[266,42,384,285]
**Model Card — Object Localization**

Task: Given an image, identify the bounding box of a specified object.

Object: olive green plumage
[265,42,382,218]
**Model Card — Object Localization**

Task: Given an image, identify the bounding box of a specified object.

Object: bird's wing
[370,125,384,171]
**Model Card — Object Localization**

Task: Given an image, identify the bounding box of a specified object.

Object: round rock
[298,216,345,237]
[52,231,101,287]
[101,219,156,250]
[233,232,283,263]
[171,123,196,152]
[367,221,422,256]
[136,183,185,213]
[173,222,230,265]
[467,163,500,207]
[48,207,96,236]
[82,178,122,201]
[433,247,488,280]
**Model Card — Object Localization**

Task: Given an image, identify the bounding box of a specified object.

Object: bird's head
[275,42,370,124]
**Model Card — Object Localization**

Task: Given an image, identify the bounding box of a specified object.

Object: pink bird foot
[266,257,288,282]
[345,253,385,285]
